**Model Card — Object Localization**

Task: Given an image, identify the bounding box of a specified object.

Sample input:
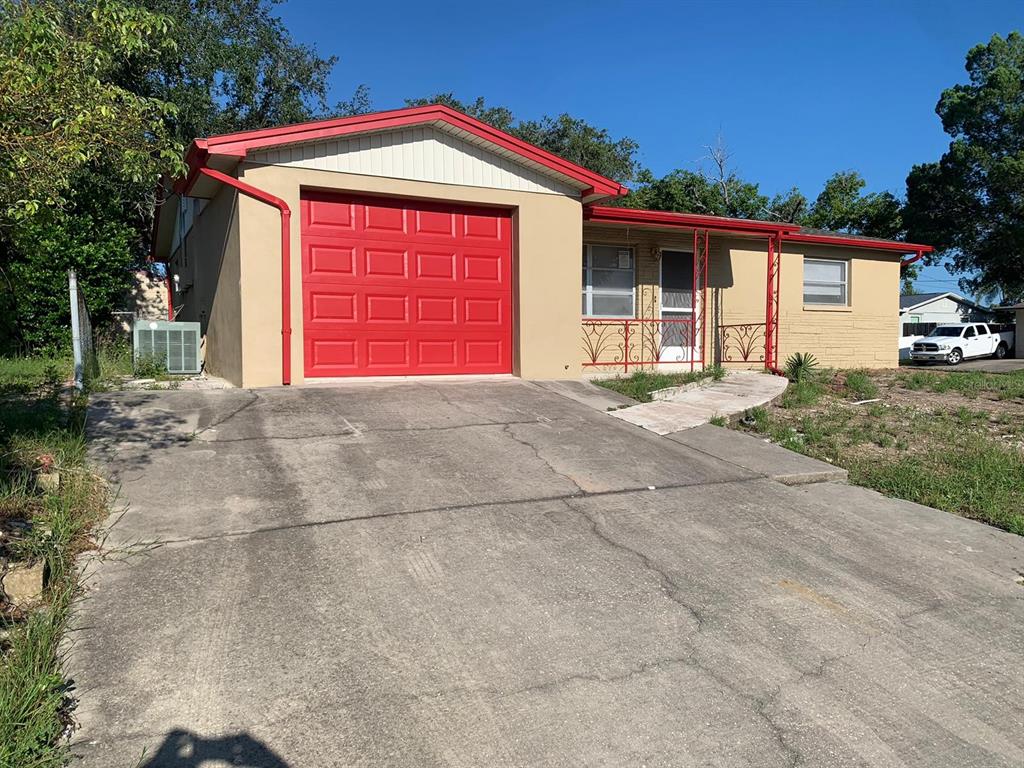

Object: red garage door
[301,192,513,377]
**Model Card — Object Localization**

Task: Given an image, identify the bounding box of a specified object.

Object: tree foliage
[905,32,1024,302]
[406,94,640,183]
[0,170,142,352]
[124,0,370,142]
[0,0,182,220]
[0,0,363,353]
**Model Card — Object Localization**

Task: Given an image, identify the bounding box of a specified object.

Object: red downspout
[166,274,174,321]
[195,167,293,385]
[901,249,926,268]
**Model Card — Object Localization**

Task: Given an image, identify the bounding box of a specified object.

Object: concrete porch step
[609,370,788,435]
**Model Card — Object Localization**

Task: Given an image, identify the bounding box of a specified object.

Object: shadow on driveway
[139,730,290,768]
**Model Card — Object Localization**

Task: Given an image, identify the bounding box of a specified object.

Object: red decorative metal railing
[764,235,782,370]
[582,318,697,373]
[718,323,767,363]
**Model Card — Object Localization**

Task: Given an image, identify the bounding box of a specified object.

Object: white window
[582,244,635,317]
[803,258,848,305]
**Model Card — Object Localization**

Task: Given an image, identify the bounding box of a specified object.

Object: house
[899,292,992,325]
[151,105,932,387]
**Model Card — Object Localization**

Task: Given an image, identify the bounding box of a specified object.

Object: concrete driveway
[74,380,1024,767]
[905,357,1024,373]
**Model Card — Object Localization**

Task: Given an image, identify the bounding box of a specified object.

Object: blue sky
[277,0,1022,299]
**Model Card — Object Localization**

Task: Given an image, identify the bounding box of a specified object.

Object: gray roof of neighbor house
[900,291,985,312]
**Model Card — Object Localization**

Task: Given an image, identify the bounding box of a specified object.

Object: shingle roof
[900,292,950,310]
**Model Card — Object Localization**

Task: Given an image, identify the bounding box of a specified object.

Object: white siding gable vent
[247,125,581,196]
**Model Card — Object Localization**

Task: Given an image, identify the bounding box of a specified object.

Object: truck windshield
[932,327,964,336]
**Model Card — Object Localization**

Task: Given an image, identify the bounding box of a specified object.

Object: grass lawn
[0,356,110,766]
[738,367,1024,536]
[594,365,726,403]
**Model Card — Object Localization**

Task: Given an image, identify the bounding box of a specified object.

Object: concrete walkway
[610,370,788,434]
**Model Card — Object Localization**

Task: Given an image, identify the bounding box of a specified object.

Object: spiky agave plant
[784,352,819,383]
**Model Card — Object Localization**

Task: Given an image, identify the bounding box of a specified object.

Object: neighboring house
[150,105,932,387]
[899,292,993,325]
[898,292,995,361]
[996,302,1024,359]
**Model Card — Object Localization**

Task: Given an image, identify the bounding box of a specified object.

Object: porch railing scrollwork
[718,323,767,363]
[581,318,696,373]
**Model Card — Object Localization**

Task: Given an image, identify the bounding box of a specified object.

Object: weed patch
[843,369,879,400]
[0,358,109,766]
[735,367,1024,536]
[594,368,721,403]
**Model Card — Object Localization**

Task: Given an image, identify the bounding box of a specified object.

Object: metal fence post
[69,269,84,391]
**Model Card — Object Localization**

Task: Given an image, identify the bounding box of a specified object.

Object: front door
[659,250,695,363]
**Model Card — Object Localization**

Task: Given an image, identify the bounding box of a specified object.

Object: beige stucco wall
[168,185,242,384]
[580,226,902,370]
[234,163,584,387]
[719,239,902,368]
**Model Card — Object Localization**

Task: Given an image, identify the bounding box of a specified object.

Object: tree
[904,32,1024,303]
[125,0,371,143]
[0,170,143,352]
[0,0,182,220]
[805,171,903,239]
[406,94,640,182]
[1,0,366,353]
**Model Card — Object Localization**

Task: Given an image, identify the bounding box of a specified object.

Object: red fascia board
[785,232,934,255]
[190,104,628,198]
[584,205,801,235]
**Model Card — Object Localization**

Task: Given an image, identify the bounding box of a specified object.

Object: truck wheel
[946,348,963,365]
[994,343,1008,360]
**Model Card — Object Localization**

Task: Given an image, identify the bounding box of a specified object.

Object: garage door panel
[414,251,457,281]
[417,339,457,366]
[464,339,504,367]
[463,297,503,325]
[364,294,408,323]
[416,296,457,324]
[304,198,355,234]
[306,242,356,277]
[363,204,407,234]
[302,193,511,377]
[308,338,357,370]
[307,291,356,322]
[414,209,457,237]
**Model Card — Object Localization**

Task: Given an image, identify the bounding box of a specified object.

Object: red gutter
[900,249,927,267]
[166,274,173,321]
[786,232,934,255]
[585,205,801,236]
[196,167,293,386]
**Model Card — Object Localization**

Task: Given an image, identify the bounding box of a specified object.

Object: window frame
[582,244,636,319]
[803,257,849,307]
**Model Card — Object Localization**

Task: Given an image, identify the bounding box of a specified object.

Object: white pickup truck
[910,323,1015,365]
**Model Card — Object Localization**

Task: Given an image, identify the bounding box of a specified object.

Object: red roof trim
[185,104,628,198]
[785,232,934,255]
[585,206,935,253]
[584,205,801,235]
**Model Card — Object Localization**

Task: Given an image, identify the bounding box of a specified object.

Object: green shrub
[133,352,167,379]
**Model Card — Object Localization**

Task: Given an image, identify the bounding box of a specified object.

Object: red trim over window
[182,105,628,199]
[584,205,800,235]
[785,232,934,255]
[585,206,935,254]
